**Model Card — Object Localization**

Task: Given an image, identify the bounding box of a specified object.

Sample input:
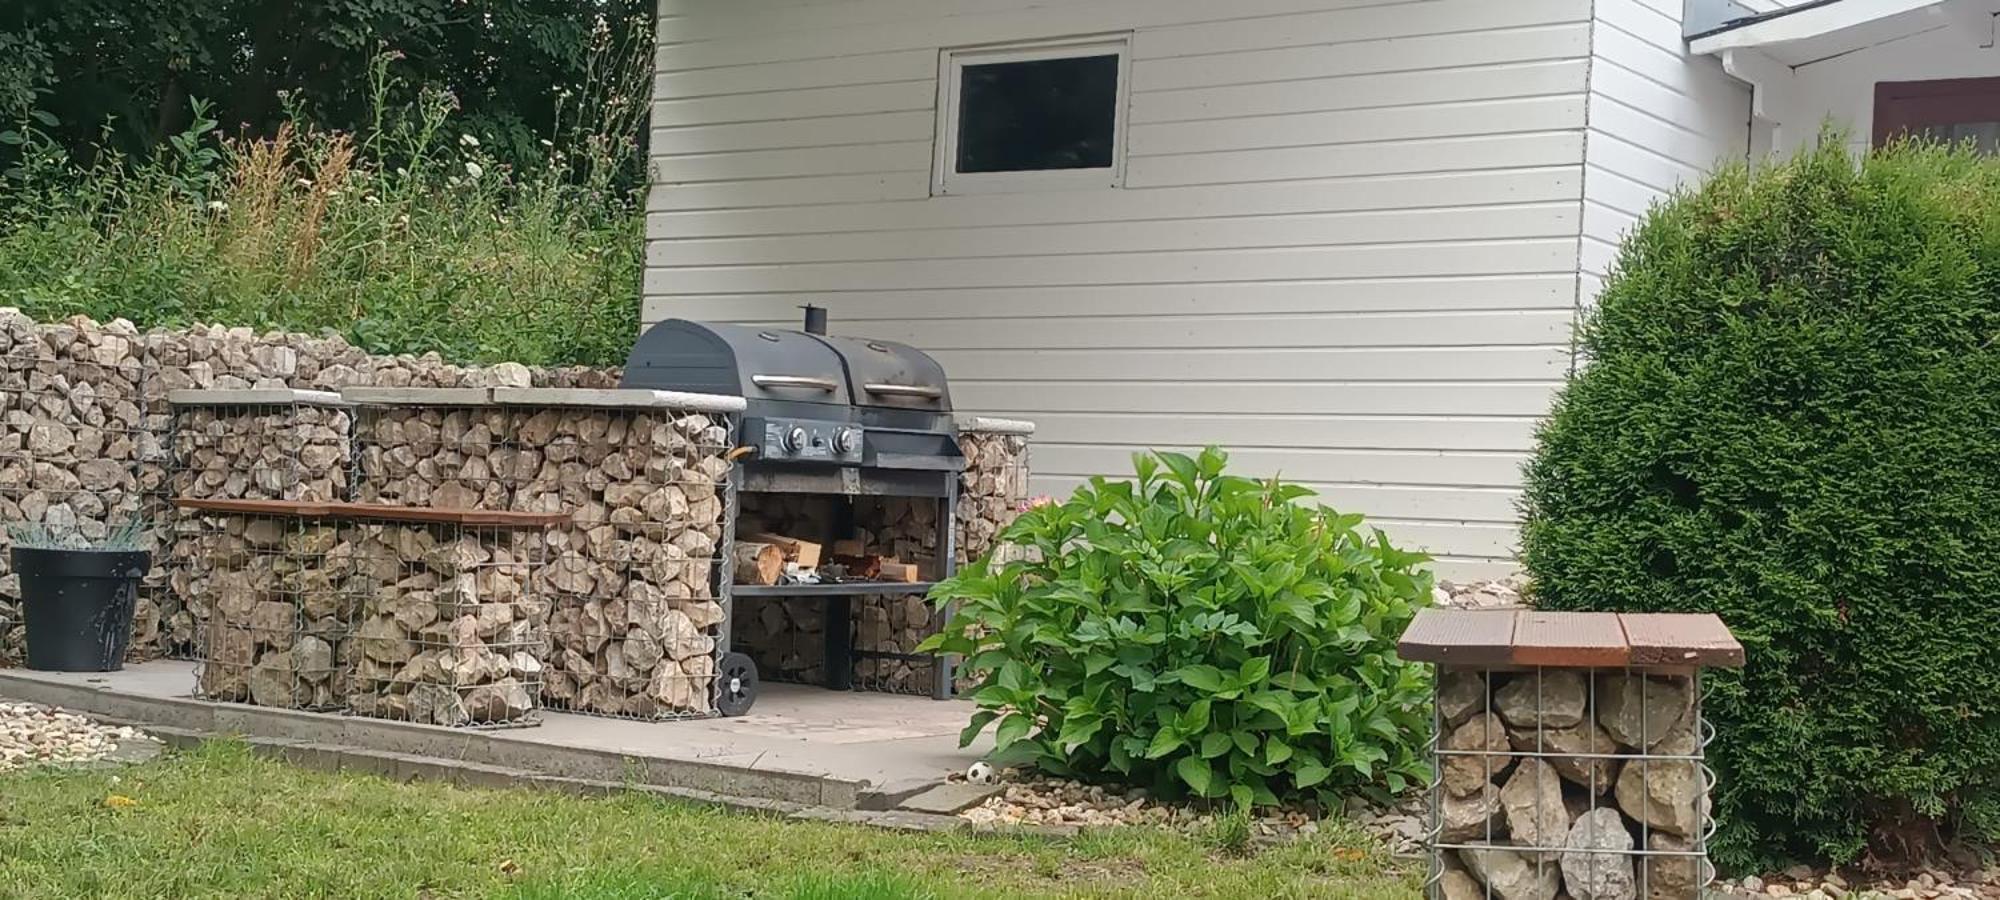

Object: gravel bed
[0,701,150,772]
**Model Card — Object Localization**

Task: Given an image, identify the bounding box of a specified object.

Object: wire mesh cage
[1426,667,1715,900]
[345,519,550,728]
[521,405,735,721]
[1401,610,1744,900]
[190,514,353,711]
[167,392,352,660]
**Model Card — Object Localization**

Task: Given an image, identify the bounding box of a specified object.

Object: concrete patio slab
[0,661,987,811]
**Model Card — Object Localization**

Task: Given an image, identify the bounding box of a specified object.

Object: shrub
[1521,137,2000,869]
[922,448,1434,809]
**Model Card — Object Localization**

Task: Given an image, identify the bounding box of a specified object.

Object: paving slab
[897,782,1003,814]
[0,660,986,810]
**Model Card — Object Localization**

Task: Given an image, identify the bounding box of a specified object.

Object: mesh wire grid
[1423,666,1717,900]
[351,402,738,722]
[166,398,353,661]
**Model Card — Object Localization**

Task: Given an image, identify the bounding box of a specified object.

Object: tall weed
[0,51,645,367]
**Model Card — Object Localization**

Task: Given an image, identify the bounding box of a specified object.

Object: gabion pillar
[1397,609,1745,900]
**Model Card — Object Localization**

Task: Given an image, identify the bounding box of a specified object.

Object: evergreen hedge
[1521,139,2000,869]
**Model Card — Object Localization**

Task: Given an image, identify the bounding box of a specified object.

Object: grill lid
[621,320,852,407]
[808,333,952,414]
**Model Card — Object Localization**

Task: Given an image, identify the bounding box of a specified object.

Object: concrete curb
[129,724,963,833]
[0,671,870,811]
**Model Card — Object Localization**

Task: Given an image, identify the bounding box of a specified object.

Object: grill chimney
[801,304,827,335]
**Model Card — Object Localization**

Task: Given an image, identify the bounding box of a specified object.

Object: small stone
[1438,669,1490,726]
[1494,670,1588,729]
[1615,758,1701,836]
[1561,807,1636,900]
[1443,713,1514,796]
[1441,782,1504,842]
[1596,674,1692,749]
[1500,758,1571,860]
[1462,847,1562,900]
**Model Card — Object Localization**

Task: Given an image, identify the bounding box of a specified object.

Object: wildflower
[464,161,484,179]
[205,200,228,213]
[460,133,479,147]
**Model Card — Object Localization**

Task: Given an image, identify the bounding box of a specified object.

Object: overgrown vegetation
[1521,137,2000,870]
[0,37,647,368]
[925,448,1434,810]
[0,741,1416,899]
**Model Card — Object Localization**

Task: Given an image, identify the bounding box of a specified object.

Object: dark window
[1874,77,2000,155]
[955,54,1119,174]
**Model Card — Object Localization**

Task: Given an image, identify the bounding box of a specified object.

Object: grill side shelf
[731,582,937,598]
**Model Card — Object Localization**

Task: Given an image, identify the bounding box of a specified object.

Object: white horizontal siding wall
[646,0,1597,577]
[1772,24,2000,156]
[1579,0,1752,306]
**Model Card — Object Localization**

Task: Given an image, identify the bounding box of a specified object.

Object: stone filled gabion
[166,401,354,657]
[0,313,160,663]
[191,516,353,710]
[1432,668,1709,900]
[0,309,613,665]
[521,408,732,719]
[346,523,548,727]
[352,404,735,720]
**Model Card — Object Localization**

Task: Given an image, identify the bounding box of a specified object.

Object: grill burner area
[619,317,963,495]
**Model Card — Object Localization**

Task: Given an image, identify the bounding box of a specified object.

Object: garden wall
[0,311,1033,714]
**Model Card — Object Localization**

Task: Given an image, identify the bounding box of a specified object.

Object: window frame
[1872,76,2000,148]
[931,34,1133,197]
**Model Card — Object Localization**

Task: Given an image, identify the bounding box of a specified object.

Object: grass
[0,742,1420,899]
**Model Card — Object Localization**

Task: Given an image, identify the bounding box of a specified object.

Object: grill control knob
[782,426,808,454]
[833,427,861,455]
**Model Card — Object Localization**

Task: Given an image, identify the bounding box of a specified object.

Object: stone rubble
[1435,573,1533,609]
[1725,866,2000,900]
[0,701,150,771]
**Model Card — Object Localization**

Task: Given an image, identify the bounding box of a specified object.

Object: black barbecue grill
[621,318,964,496]
[619,311,963,706]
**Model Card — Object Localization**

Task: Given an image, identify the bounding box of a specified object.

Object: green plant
[6,519,147,551]
[922,448,1434,811]
[1521,135,2000,870]
[0,51,644,368]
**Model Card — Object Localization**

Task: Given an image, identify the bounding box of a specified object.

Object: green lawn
[0,743,1419,899]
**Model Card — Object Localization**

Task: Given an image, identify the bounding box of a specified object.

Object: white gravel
[0,700,147,772]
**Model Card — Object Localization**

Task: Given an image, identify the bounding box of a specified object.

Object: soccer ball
[966,761,995,784]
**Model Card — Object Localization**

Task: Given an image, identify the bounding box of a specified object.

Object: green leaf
[1237,656,1272,686]
[1264,737,1294,766]
[1229,783,1253,812]
[1200,732,1233,758]
[1294,762,1333,789]
[994,714,1033,750]
[1143,728,1185,760]
[1232,730,1259,756]
[1169,664,1226,692]
[1175,755,1215,796]
[958,710,999,748]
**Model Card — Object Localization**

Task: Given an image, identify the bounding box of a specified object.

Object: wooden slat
[1512,611,1630,668]
[1396,608,1518,666]
[173,498,571,529]
[1620,613,1746,668]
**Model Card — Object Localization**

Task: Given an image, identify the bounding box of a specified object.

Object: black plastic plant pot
[11,546,149,672]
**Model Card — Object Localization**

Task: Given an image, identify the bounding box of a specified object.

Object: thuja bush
[922,448,1434,809]
[1522,138,2000,869]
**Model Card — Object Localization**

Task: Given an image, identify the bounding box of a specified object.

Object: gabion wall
[354,399,735,720]
[0,309,614,664]
[1430,667,1713,900]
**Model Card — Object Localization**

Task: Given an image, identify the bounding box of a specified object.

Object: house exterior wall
[1767,25,2000,155]
[644,0,1597,577]
[1579,0,1754,307]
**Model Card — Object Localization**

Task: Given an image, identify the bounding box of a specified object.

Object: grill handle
[751,374,839,392]
[863,383,942,399]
